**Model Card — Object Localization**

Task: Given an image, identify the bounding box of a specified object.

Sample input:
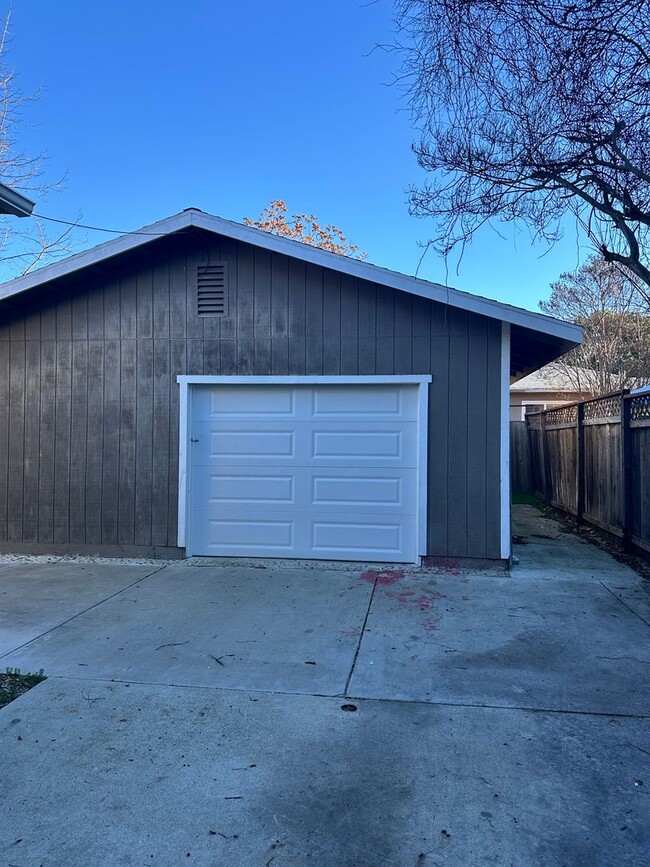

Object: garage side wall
[0,231,502,559]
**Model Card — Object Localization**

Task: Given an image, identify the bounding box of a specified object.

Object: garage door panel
[193,509,408,559]
[193,385,298,419]
[188,383,422,562]
[208,430,295,459]
[311,427,414,462]
[311,516,403,556]
[310,385,415,419]
[195,514,295,552]
[193,471,295,507]
[311,468,416,510]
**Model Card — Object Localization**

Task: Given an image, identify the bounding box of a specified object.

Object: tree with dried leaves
[244,200,366,259]
[539,257,650,395]
[395,0,650,301]
[0,13,73,277]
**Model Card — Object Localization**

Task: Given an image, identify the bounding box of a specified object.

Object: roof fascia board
[0,207,582,346]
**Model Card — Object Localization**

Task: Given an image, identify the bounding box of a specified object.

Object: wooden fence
[510,421,533,494]
[524,390,650,556]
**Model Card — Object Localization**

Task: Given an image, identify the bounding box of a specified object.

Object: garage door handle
[191,438,199,443]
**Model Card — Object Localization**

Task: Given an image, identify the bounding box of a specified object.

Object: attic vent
[197,263,228,316]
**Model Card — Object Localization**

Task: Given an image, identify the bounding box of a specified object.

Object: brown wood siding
[0,230,504,559]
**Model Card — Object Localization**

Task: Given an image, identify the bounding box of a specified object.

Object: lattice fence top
[583,394,622,421]
[545,404,578,425]
[630,392,650,421]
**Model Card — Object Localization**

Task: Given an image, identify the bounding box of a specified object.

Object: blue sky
[5,0,593,310]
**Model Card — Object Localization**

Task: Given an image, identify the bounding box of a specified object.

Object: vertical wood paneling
[120,274,137,339]
[394,291,413,374]
[85,341,104,543]
[151,339,170,545]
[340,274,359,375]
[135,335,153,546]
[412,295,431,374]
[152,260,170,338]
[87,286,104,339]
[53,340,72,543]
[136,268,153,339]
[203,339,221,375]
[254,248,272,336]
[218,238,238,340]
[22,341,40,541]
[237,243,255,337]
[72,292,88,340]
[56,297,72,340]
[37,341,56,543]
[428,304,450,555]
[466,317,488,557]
[167,339,186,546]
[40,302,56,340]
[104,279,120,340]
[185,246,203,340]
[221,339,237,375]
[271,253,289,339]
[69,340,88,544]
[169,253,187,339]
[485,320,503,559]
[24,303,41,341]
[357,280,376,374]
[0,341,9,540]
[118,340,137,545]
[446,309,470,556]
[7,341,25,541]
[288,258,306,374]
[101,340,120,544]
[305,262,324,374]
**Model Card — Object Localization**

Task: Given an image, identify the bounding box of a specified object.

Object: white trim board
[176,375,432,562]
[0,208,582,348]
[500,323,512,560]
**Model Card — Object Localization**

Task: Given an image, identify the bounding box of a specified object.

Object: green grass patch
[0,667,46,709]
[512,492,545,510]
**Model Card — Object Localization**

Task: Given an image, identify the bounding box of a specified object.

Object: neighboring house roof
[0,208,582,376]
[510,362,594,394]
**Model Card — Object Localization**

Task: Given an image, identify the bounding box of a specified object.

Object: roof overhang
[0,182,35,217]
[0,208,582,376]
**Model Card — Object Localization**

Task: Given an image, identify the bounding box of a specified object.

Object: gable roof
[0,208,582,376]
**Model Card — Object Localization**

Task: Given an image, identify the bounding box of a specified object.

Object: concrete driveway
[0,506,649,866]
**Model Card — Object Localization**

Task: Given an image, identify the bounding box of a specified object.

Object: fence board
[522,390,649,557]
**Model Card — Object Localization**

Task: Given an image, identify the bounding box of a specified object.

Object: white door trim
[176,375,432,560]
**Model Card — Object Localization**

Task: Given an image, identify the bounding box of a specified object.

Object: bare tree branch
[395,0,650,302]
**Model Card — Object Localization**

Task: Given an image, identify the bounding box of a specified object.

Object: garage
[179,376,430,563]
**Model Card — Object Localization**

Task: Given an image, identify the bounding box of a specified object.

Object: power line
[32,212,181,237]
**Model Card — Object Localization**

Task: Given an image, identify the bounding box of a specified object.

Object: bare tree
[395,0,650,301]
[0,13,74,277]
[540,257,650,394]
[244,200,366,259]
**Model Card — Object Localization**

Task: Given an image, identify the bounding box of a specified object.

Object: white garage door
[187,383,421,562]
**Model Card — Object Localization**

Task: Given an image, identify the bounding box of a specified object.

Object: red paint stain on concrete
[340,629,362,638]
[360,569,405,586]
